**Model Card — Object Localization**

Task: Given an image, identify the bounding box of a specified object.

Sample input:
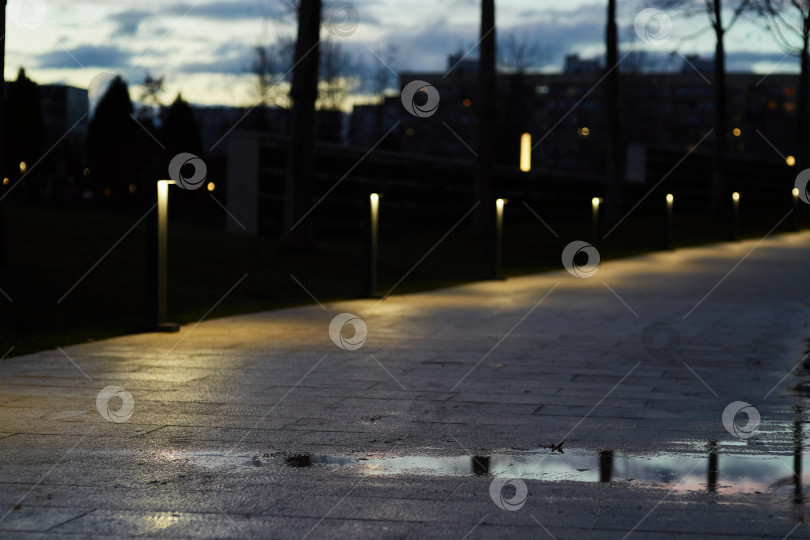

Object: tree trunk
[0,1,7,266]
[798,14,810,169]
[281,0,321,250]
[473,0,497,241]
[605,0,622,224]
[712,0,727,212]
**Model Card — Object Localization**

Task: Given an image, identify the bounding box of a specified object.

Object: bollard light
[155,180,179,331]
[493,198,508,279]
[366,193,380,296]
[520,133,531,172]
[664,193,674,250]
[591,197,602,244]
[793,187,801,231]
[731,192,740,241]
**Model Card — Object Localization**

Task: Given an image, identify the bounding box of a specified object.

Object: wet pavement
[2,231,810,538]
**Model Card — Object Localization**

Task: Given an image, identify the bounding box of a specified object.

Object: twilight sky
[4,0,798,107]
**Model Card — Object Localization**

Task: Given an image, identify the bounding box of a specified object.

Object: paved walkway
[2,232,810,538]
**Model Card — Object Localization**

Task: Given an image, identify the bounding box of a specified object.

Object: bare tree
[474,0,497,253]
[369,43,400,101]
[0,0,6,265]
[282,0,321,249]
[656,0,753,211]
[135,72,164,122]
[606,0,623,223]
[249,38,295,109]
[498,32,544,73]
[318,37,359,111]
[139,73,164,107]
[756,0,810,167]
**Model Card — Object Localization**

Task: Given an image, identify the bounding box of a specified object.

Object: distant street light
[786,155,796,167]
[520,133,531,172]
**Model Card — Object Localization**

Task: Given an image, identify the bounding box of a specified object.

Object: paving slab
[2,232,810,538]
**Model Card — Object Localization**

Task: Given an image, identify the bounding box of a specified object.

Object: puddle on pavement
[166,442,809,497]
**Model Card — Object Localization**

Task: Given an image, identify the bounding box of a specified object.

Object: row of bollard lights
[151,179,805,330]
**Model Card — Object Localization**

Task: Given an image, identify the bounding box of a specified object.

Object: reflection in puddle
[176,441,808,498]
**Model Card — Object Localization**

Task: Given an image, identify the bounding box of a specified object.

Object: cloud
[380,4,605,74]
[108,10,151,37]
[726,51,798,72]
[177,58,247,75]
[37,45,133,69]
[166,1,285,21]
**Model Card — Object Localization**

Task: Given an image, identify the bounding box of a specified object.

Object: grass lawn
[0,201,802,358]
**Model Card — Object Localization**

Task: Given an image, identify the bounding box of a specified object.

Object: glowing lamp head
[732,128,741,137]
[207,182,215,192]
[793,187,800,197]
[370,193,379,205]
[19,162,26,173]
[592,197,601,207]
[666,193,674,204]
[519,133,531,172]
[786,155,796,167]
[732,192,740,202]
